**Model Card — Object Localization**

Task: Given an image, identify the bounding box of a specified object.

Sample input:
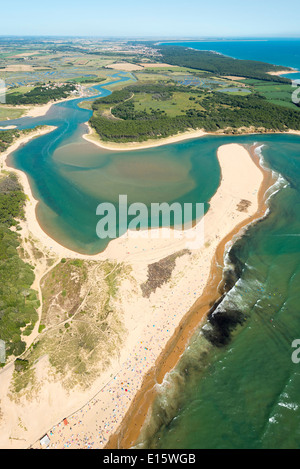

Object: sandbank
[267,69,298,76]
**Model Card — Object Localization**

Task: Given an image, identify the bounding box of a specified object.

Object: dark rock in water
[228,245,244,279]
[181,350,210,378]
[202,309,246,347]
[222,246,245,293]
[222,268,238,293]
[203,240,248,347]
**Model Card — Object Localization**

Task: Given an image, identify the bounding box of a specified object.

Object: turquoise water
[1,48,300,448]
[161,38,300,80]
[137,136,300,449]
[0,73,231,253]
[137,40,300,449]
[136,36,300,449]
[0,73,277,255]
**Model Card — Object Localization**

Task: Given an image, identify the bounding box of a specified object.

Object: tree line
[90,83,300,142]
[6,83,76,105]
[0,172,39,362]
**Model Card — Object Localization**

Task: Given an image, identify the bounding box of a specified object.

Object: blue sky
[1,0,300,37]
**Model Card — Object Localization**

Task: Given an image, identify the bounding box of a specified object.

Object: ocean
[137,136,300,449]
[135,39,300,449]
[161,38,300,80]
[1,40,300,449]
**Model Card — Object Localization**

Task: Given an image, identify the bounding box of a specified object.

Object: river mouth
[2,76,300,256]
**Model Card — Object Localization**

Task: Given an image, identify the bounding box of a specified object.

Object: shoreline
[24,97,72,118]
[2,123,286,265]
[0,90,89,122]
[0,98,68,121]
[267,69,299,76]
[286,130,300,136]
[21,142,268,450]
[0,121,292,450]
[82,122,209,151]
[0,141,267,449]
[105,143,275,449]
[1,125,57,168]
[0,125,58,350]
[0,125,17,130]
[0,49,298,448]
[83,122,300,153]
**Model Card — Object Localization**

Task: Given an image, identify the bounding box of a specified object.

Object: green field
[6,85,34,95]
[242,79,298,110]
[132,90,206,117]
[221,91,252,96]
[133,71,172,83]
[0,106,25,120]
[254,83,298,109]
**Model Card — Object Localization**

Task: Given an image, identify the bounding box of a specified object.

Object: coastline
[24,98,69,118]
[105,143,275,449]
[267,69,298,76]
[0,116,295,449]
[83,122,300,153]
[1,125,57,169]
[0,126,58,347]
[2,141,267,450]
[82,122,209,151]
[0,34,299,450]
[286,130,300,136]
[2,122,283,265]
[0,91,88,122]
[0,125,17,130]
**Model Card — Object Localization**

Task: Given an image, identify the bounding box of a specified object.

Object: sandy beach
[83,122,300,154]
[0,135,271,449]
[24,94,84,119]
[267,69,298,76]
[286,130,300,136]
[24,101,59,118]
[83,122,208,152]
[107,144,275,449]
[0,98,68,121]
[0,125,57,170]
[0,89,88,121]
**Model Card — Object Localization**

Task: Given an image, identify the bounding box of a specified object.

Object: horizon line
[0,35,300,39]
